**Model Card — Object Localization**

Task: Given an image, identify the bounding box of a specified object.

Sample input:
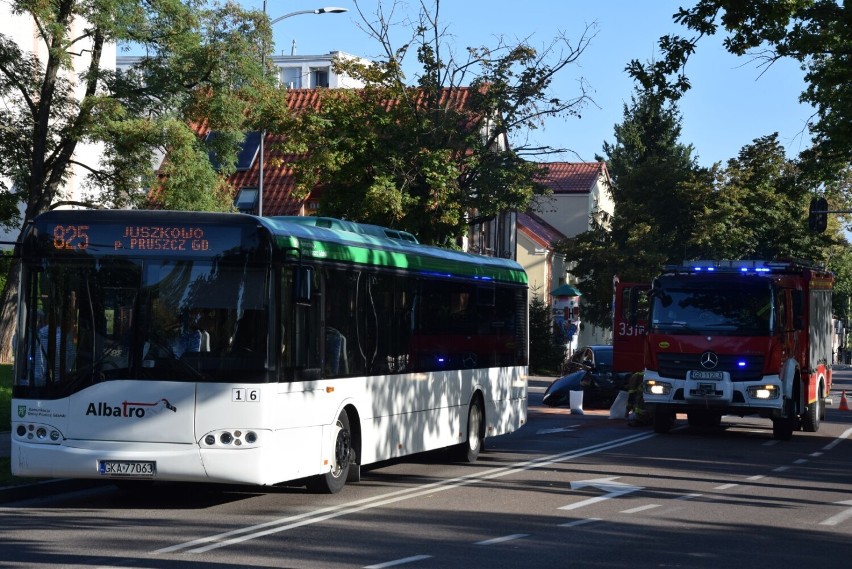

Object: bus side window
[282,266,321,380]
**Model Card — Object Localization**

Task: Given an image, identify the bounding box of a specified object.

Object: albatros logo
[85,399,177,418]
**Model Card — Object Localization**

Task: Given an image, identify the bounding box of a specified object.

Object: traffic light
[808,196,828,233]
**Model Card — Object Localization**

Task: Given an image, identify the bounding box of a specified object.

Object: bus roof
[26,210,527,285]
[261,215,527,285]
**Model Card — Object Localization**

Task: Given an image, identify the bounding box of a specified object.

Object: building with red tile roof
[517,161,613,348]
[196,86,489,217]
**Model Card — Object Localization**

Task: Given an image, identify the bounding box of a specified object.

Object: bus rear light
[747,385,779,399]
[219,432,234,445]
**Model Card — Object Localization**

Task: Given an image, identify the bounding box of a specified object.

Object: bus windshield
[650,279,773,336]
[17,257,270,396]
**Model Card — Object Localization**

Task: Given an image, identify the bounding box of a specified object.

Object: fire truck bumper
[642,371,785,417]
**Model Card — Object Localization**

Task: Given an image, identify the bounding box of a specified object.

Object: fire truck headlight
[645,380,672,396]
[747,385,779,400]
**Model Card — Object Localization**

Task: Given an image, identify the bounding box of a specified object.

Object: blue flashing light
[740,267,748,272]
[755,267,770,273]
[436,356,446,364]
[737,361,747,368]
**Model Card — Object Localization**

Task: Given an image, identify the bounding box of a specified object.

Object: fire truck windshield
[650,280,773,336]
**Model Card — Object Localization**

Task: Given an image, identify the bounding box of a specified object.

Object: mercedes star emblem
[700,351,719,369]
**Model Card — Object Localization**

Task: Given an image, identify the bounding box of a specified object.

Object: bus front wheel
[307,411,353,494]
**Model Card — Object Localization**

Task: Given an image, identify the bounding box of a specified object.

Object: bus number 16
[232,388,260,402]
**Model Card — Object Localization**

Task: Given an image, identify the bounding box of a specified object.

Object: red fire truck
[616,260,834,440]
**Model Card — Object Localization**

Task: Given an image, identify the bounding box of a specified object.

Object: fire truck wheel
[801,391,823,433]
[652,410,674,433]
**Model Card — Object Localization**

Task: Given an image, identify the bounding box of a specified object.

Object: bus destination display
[48,224,230,254]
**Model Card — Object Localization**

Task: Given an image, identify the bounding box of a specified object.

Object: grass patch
[0,364,10,432]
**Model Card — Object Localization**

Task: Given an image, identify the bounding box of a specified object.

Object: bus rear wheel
[457,397,485,462]
[307,411,353,494]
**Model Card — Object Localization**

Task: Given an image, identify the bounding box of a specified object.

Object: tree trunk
[0,257,22,364]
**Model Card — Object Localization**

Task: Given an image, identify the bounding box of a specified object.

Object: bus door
[613,282,650,373]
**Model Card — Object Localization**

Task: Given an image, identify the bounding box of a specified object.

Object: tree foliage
[0,0,280,361]
[626,0,852,177]
[528,286,565,375]
[278,0,597,245]
[561,87,846,329]
[560,88,709,326]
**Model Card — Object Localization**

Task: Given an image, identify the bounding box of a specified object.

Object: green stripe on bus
[276,236,527,284]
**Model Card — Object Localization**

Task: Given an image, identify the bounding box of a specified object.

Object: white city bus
[11,210,528,492]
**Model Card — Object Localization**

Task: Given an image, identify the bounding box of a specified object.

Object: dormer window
[234,187,259,214]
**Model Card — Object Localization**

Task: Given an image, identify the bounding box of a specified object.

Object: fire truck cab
[639,260,834,440]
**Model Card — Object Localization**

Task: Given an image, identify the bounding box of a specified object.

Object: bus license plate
[692,370,724,380]
[99,461,156,478]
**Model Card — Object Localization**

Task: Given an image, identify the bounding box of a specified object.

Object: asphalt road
[2,373,852,568]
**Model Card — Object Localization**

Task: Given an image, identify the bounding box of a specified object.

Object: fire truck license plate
[692,370,724,380]
[98,461,156,478]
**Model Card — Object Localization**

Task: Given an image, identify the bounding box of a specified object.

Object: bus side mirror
[294,266,313,305]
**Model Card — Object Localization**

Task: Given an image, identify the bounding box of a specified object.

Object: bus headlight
[201,430,261,448]
[748,385,780,400]
[14,423,63,444]
[644,380,672,396]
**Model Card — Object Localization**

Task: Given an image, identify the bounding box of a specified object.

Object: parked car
[545,345,627,409]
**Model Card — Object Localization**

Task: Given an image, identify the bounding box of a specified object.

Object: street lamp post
[257,4,348,217]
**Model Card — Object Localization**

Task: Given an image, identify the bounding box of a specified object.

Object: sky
[243,0,814,168]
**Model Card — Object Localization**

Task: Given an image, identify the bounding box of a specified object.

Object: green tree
[278,0,597,245]
[627,0,852,176]
[528,287,565,375]
[0,0,279,362]
[559,87,710,328]
[694,134,836,261]
[565,90,849,331]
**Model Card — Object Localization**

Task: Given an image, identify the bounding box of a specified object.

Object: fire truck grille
[656,353,765,381]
